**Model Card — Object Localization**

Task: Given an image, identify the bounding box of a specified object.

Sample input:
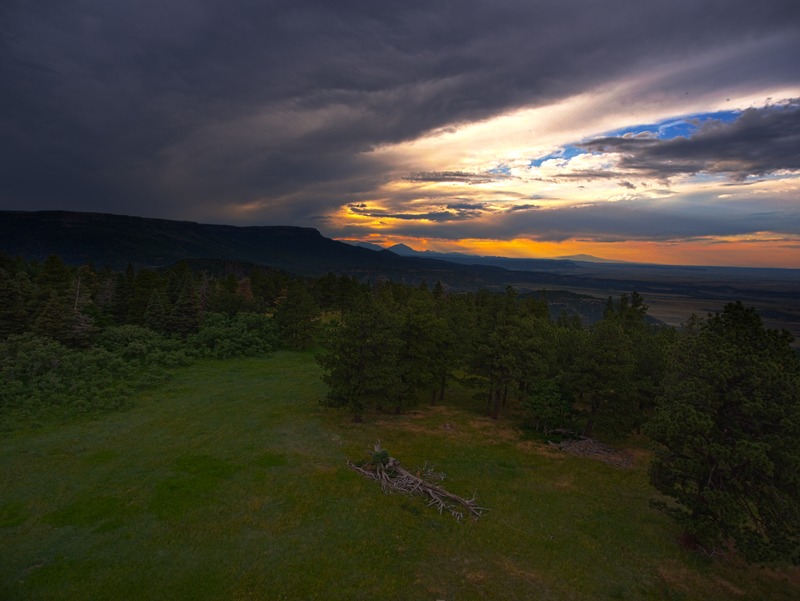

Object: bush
[0,333,135,419]
[188,312,278,359]
[96,325,193,367]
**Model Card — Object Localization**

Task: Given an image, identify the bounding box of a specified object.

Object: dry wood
[549,436,633,468]
[348,442,488,522]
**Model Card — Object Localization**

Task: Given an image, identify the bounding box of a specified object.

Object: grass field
[1,350,798,600]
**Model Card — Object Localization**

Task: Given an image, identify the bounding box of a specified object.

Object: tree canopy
[645,302,800,563]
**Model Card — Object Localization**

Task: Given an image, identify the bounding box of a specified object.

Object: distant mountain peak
[387,243,418,255]
[553,254,631,264]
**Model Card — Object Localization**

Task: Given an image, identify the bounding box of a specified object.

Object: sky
[2,1,800,267]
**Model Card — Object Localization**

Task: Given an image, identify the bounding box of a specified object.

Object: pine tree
[0,269,31,339]
[144,289,167,333]
[316,294,402,422]
[396,290,446,412]
[236,277,253,300]
[108,272,132,325]
[33,289,73,343]
[127,269,164,326]
[165,275,202,337]
[274,282,321,349]
[645,302,800,563]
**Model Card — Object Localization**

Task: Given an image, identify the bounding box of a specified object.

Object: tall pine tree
[165,275,202,337]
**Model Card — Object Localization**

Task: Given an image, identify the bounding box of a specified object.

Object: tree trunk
[431,389,437,406]
[502,384,508,408]
[439,376,446,401]
[486,384,494,417]
[395,405,402,415]
[352,414,363,423]
[491,388,501,420]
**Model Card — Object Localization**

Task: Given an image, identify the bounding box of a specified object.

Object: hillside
[2,210,798,337]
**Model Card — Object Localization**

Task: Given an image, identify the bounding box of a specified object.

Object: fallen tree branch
[348,442,489,522]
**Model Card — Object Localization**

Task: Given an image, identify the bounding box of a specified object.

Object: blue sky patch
[601,110,741,141]
[530,110,743,167]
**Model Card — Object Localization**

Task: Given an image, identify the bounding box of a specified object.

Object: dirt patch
[619,446,652,467]
[712,576,745,596]
[425,405,460,416]
[392,422,444,437]
[465,570,487,583]
[657,559,751,598]
[656,562,694,594]
[759,565,800,588]
[497,557,538,583]
[553,474,573,489]
[468,419,523,444]
[515,440,562,457]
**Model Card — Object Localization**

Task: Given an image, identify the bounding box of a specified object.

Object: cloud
[348,203,485,222]
[1,0,800,267]
[3,2,799,212]
[404,171,511,184]
[505,204,540,212]
[577,100,800,181]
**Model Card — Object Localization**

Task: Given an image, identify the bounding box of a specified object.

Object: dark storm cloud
[446,202,490,210]
[1,1,799,223]
[578,101,800,181]
[349,202,485,222]
[404,171,512,184]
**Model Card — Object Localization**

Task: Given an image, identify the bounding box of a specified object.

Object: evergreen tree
[312,272,339,310]
[165,275,202,337]
[571,315,635,437]
[144,289,167,333]
[275,282,321,349]
[196,272,213,313]
[33,289,73,343]
[33,254,72,315]
[395,290,446,412]
[236,276,253,300]
[645,302,800,563]
[108,272,132,325]
[316,293,402,422]
[222,273,239,294]
[0,269,31,339]
[127,269,165,326]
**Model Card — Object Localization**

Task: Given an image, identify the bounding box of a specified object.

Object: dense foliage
[0,251,289,426]
[314,280,669,437]
[645,302,800,563]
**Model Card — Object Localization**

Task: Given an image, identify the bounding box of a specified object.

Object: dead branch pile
[549,437,633,468]
[347,442,489,522]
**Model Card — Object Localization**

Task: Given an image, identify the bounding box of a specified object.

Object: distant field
[1,351,798,600]
[515,280,800,347]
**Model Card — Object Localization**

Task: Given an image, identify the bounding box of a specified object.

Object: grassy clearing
[1,350,798,600]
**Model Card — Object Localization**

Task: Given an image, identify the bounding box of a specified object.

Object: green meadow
[1,350,797,600]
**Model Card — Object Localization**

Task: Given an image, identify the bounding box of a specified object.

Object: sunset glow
[2,2,799,268]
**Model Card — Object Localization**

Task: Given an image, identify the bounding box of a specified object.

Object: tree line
[315,279,670,438]
[315,279,800,564]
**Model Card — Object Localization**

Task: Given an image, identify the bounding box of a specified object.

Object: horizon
[1,2,799,269]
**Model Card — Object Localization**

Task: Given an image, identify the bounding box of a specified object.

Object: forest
[1,250,799,567]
